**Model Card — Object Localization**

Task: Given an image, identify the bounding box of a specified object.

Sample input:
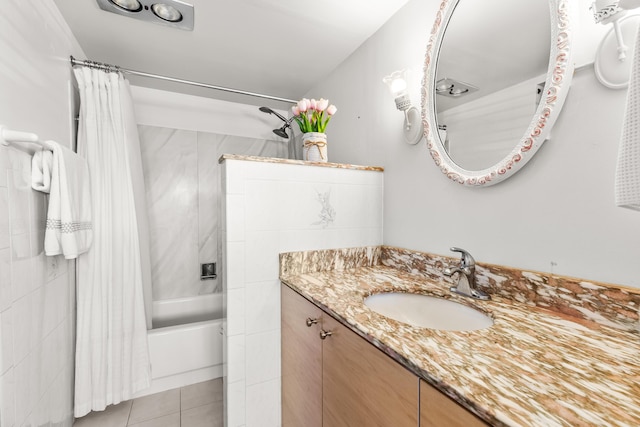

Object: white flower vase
[302,132,328,162]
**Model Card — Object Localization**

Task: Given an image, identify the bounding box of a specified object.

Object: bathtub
[134,293,224,397]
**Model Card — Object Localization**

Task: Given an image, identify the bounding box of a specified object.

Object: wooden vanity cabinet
[420,380,489,427]
[282,284,488,427]
[322,315,418,427]
[281,285,417,426]
[281,284,323,427]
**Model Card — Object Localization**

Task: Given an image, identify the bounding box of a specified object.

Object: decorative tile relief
[312,189,336,228]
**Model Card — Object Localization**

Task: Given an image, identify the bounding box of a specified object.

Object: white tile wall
[0,147,76,426]
[221,159,384,427]
[0,0,81,424]
[245,378,281,427]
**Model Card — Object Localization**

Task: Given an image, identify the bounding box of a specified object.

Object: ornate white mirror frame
[421,0,575,186]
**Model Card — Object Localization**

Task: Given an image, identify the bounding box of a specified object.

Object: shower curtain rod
[69,56,298,104]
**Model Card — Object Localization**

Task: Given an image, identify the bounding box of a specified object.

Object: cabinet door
[281,285,323,427]
[322,315,419,427]
[420,380,488,427]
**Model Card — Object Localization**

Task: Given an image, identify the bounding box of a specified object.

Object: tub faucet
[443,247,490,300]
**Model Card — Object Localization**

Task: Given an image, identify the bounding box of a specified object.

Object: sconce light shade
[591,0,626,24]
[383,69,412,110]
[383,69,423,145]
[383,69,408,97]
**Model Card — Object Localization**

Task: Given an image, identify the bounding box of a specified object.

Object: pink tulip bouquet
[291,98,337,134]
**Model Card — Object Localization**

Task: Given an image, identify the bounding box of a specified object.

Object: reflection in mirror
[422,0,574,186]
[435,0,550,171]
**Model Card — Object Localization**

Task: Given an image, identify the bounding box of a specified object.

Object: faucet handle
[450,247,475,268]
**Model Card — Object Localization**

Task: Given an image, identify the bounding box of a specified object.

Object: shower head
[259,106,288,123]
[273,123,291,139]
[259,106,293,139]
[273,126,289,139]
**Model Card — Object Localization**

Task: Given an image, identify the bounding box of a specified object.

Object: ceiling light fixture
[435,78,479,98]
[382,69,423,145]
[151,4,182,22]
[96,0,194,30]
[108,0,143,12]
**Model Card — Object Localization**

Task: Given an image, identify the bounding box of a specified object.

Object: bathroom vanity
[279,246,640,426]
[282,284,486,426]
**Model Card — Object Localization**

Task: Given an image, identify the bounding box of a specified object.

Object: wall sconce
[592,0,640,88]
[382,69,423,145]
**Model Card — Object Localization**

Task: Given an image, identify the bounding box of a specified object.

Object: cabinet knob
[319,329,333,340]
[306,318,318,327]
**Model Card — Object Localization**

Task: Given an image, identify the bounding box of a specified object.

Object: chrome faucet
[443,247,490,300]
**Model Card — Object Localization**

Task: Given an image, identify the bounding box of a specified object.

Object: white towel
[31,149,53,193]
[43,140,93,259]
[616,24,640,211]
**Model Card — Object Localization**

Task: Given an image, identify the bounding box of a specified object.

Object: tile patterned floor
[73,379,223,427]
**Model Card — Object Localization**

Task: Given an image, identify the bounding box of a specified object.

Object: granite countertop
[279,247,640,427]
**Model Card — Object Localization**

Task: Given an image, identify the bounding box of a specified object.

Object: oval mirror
[422,0,574,186]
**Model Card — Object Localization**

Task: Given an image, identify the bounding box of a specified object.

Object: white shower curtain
[73,67,152,417]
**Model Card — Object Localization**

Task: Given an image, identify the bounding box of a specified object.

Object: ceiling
[53,0,410,107]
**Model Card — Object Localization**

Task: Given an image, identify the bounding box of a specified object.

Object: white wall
[306,0,639,288]
[0,0,84,425]
[131,86,291,144]
[221,159,383,427]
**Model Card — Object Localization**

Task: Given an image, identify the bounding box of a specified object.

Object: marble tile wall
[221,157,384,427]
[139,126,288,301]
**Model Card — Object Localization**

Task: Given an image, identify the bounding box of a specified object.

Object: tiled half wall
[221,157,384,427]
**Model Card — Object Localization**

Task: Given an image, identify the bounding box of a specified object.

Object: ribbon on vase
[303,140,327,160]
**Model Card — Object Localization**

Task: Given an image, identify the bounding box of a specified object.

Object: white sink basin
[364,292,493,331]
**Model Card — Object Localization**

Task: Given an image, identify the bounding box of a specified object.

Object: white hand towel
[616,24,640,211]
[31,149,53,193]
[44,140,93,259]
